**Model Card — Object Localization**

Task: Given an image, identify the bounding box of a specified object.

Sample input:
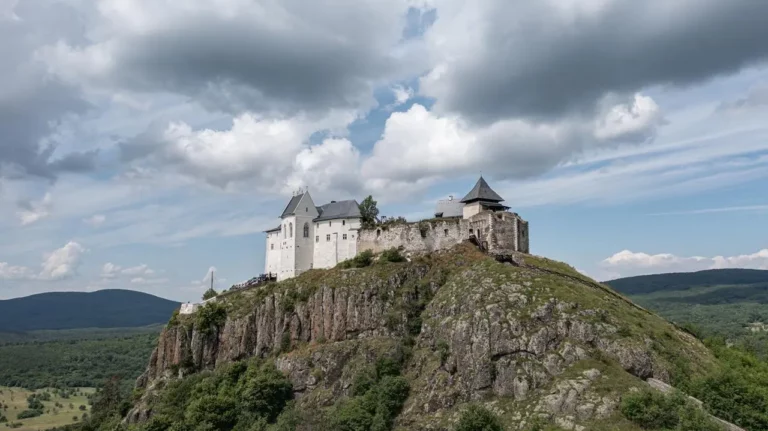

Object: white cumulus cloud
[600,248,768,279]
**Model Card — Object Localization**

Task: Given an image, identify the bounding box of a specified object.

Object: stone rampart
[357,210,529,255]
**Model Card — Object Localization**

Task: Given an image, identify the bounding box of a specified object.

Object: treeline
[0,333,157,390]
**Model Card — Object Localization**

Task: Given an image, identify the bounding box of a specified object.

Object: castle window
[305,207,308,212]
[376,229,381,237]
[303,222,309,238]
[289,223,293,238]
[316,235,319,242]
[329,221,332,226]
[270,244,274,250]
[469,228,474,234]
[342,220,346,226]
[343,234,347,240]
[351,234,354,239]
[444,229,449,236]
[326,234,331,241]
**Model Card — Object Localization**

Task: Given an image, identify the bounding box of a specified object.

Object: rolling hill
[606,268,768,343]
[0,289,180,332]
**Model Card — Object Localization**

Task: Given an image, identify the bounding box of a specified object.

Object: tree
[202,288,218,301]
[359,196,379,228]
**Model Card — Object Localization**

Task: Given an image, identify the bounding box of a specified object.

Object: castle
[264,176,529,281]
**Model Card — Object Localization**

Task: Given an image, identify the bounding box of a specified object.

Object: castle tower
[460,176,510,219]
[269,190,319,281]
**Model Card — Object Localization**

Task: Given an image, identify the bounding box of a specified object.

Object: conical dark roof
[460,176,504,203]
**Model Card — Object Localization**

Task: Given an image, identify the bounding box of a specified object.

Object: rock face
[127,244,717,430]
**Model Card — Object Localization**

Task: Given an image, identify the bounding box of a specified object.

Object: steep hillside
[0,290,180,332]
[120,244,735,431]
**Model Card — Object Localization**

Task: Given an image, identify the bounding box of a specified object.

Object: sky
[1,0,767,302]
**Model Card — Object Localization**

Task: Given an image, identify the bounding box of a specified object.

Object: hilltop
[0,289,180,332]
[103,243,762,431]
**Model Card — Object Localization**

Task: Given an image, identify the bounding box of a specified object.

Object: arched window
[289,223,293,238]
[303,222,309,238]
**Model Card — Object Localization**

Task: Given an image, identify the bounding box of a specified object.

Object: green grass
[0,386,95,431]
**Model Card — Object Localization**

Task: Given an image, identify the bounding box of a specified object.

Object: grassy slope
[0,387,95,431]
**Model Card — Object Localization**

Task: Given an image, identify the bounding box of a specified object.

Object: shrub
[195,302,227,335]
[17,409,42,419]
[0,414,7,423]
[454,404,503,431]
[329,357,410,431]
[436,340,450,365]
[202,288,218,301]
[380,248,406,263]
[338,250,374,269]
[167,309,180,327]
[620,389,724,431]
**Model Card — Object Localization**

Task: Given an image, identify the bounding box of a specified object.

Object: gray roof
[280,193,305,218]
[434,198,464,218]
[264,225,281,233]
[314,200,361,222]
[460,176,504,203]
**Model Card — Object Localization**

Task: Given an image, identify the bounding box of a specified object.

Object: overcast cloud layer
[1,0,768,299]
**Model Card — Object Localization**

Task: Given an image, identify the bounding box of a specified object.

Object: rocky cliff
[127,243,719,430]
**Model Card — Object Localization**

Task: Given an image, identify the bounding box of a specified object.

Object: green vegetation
[0,333,157,390]
[328,357,410,431]
[379,248,406,263]
[454,405,503,431]
[202,288,218,301]
[683,339,768,430]
[0,386,94,431]
[359,195,379,228]
[194,302,227,334]
[80,359,293,431]
[0,325,163,346]
[338,249,374,269]
[0,290,179,332]
[620,389,723,431]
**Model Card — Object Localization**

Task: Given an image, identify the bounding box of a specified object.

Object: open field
[0,386,95,431]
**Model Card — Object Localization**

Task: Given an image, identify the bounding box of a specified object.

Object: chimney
[448,195,454,201]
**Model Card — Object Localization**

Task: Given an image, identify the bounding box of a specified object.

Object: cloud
[600,248,768,279]
[130,277,168,285]
[361,95,665,198]
[16,192,52,225]
[1,242,85,281]
[38,0,426,116]
[421,0,768,123]
[0,0,96,181]
[120,110,359,191]
[0,262,35,280]
[650,205,768,216]
[83,214,107,226]
[718,85,768,113]
[100,262,156,279]
[38,241,86,280]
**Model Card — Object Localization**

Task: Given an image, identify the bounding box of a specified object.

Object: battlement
[357,210,529,255]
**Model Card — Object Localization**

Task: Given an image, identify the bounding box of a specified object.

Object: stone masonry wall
[357,210,529,255]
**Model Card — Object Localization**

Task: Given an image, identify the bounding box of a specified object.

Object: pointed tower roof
[460,176,504,203]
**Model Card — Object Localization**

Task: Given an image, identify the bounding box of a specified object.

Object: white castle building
[264,192,362,281]
[264,177,529,282]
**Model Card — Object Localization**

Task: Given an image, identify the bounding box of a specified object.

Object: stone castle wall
[357,211,529,255]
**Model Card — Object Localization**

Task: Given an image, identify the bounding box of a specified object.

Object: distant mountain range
[0,289,180,332]
[606,268,768,340]
[606,268,768,296]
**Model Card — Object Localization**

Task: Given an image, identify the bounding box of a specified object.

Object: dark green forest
[0,333,157,390]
